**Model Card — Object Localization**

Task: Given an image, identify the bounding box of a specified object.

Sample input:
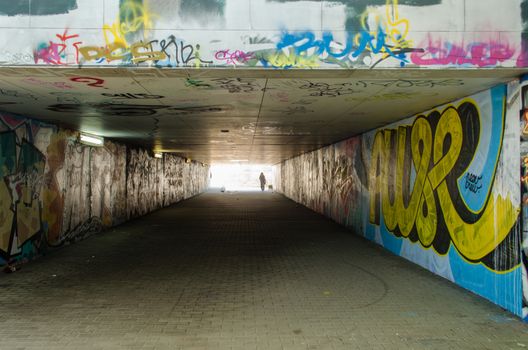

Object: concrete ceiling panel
[0,67,526,164]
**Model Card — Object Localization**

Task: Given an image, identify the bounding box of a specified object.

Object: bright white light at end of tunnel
[210,164,276,191]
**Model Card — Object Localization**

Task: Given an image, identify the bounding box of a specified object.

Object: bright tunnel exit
[209,164,276,191]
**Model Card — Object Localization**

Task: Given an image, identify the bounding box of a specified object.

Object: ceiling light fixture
[154,152,163,159]
[230,159,248,162]
[79,133,104,147]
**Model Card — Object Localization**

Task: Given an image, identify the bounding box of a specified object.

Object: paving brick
[0,191,527,349]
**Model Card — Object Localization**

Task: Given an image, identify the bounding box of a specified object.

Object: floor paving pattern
[1,191,528,349]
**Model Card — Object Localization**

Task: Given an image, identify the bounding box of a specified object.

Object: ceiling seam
[250,78,268,160]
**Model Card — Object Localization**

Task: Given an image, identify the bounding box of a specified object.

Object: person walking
[259,172,266,191]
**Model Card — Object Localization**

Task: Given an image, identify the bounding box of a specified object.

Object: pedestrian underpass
[1,0,528,348]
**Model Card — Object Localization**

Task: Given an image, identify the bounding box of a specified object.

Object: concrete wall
[0,0,527,69]
[0,111,209,266]
[276,80,526,319]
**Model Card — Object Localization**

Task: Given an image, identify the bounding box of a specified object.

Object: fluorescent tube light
[79,133,104,147]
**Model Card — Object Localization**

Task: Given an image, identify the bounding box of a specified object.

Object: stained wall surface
[276,81,526,319]
[0,112,209,266]
[0,0,528,69]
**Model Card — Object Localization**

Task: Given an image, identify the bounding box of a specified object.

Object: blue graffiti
[456,85,506,213]
[274,29,411,67]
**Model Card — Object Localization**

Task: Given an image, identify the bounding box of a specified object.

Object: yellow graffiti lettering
[409,118,436,245]
[103,22,128,48]
[432,109,514,260]
[130,42,166,63]
[385,0,411,48]
[380,129,397,231]
[369,102,517,260]
[119,0,156,36]
[79,0,157,63]
[79,42,128,63]
[356,0,412,55]
[79,46,103,61]
[105,41,129,61]
[266,51,319,69]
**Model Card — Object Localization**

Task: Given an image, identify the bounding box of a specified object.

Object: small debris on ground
[3,265,17,273]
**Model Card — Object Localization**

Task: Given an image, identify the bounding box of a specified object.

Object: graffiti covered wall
[0,112,209,266]
[0,0,527,69]
[520,77,528,320]
[276,82,524,317]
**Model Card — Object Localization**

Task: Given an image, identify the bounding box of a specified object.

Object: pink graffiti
[34,42,65,65]
[214,49,254,65]
[33,29,82,65]
[23,78,73,90]
[411,37,515,67]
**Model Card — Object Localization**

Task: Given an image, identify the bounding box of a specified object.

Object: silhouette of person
[259,172,266,191]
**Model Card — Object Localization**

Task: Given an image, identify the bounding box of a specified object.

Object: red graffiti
[70,76,105,88]
[33,29,82,65]
[411,37,515,67]
[55,29,82,63]
[215,49,254,65]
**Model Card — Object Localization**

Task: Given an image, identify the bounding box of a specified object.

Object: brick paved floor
[1,191,528,350]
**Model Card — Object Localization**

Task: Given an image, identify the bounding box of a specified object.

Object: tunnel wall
[1,0,528,69]
[276,81,525,318]
[0,112,209,267]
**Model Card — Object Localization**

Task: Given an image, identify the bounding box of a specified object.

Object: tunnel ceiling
[0,67,524,164]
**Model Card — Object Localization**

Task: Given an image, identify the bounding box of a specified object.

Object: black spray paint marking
[465,172,483,194]
[47,103,233,117]
[101,93,164,99]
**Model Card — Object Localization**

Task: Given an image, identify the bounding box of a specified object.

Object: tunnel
[1,0,528,348]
